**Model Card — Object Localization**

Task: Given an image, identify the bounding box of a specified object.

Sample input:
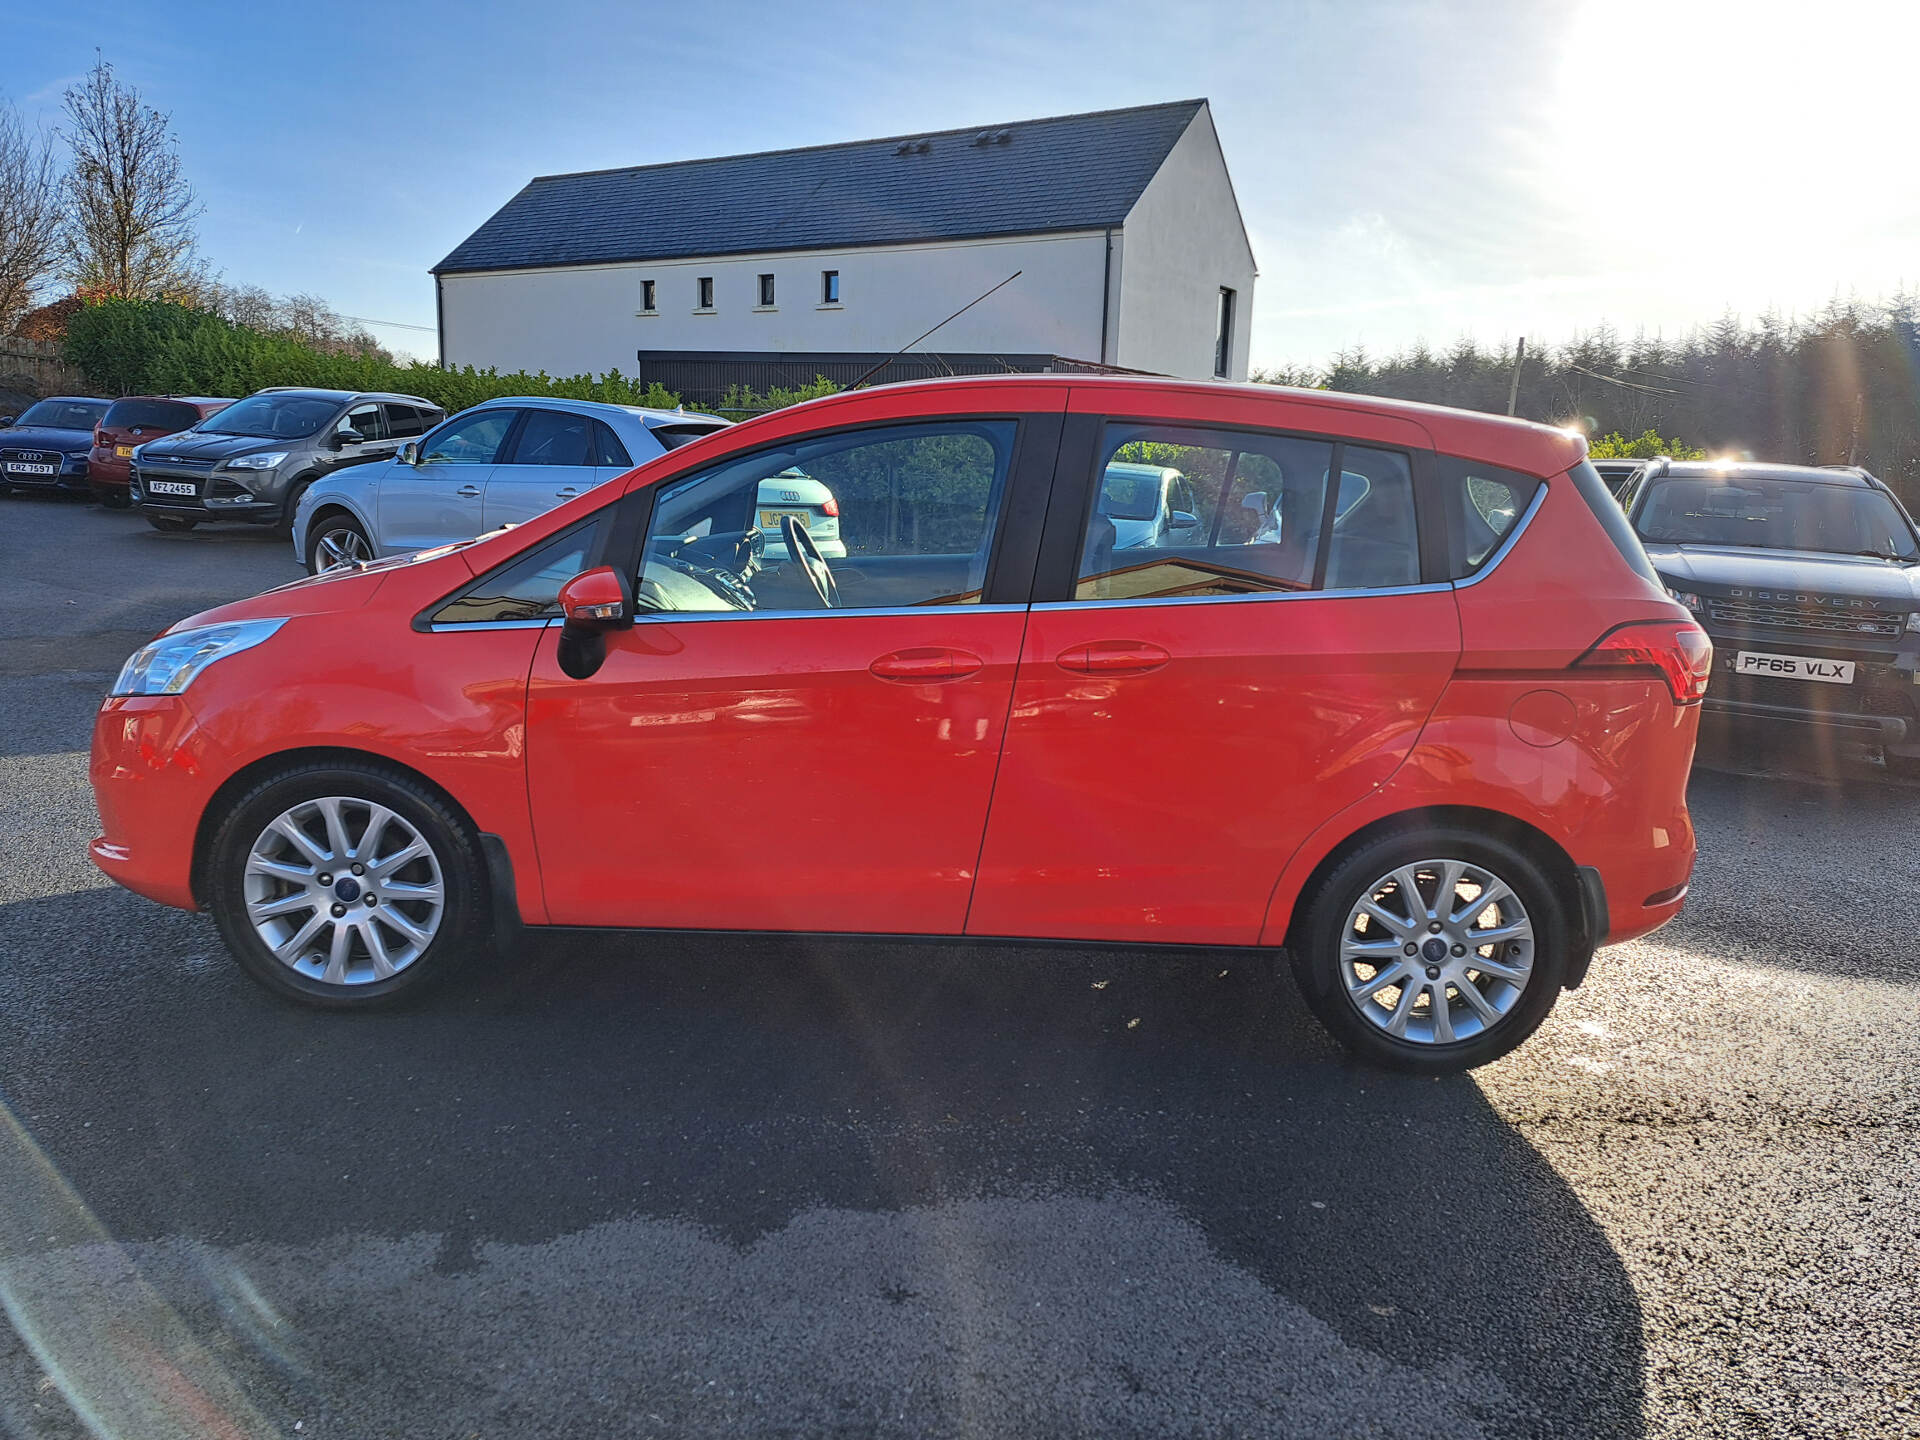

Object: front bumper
[89,694,225,911]
[132,463,282,523]
[1700,633,1917,750]
[2,460,90,491]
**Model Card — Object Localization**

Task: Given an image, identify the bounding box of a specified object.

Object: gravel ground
[1,495,1915,1439]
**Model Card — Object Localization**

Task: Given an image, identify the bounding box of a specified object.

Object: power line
[337,313,437,334]
[1565,362,1682,397]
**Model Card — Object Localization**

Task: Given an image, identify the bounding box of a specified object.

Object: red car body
[89,376,1707,1069]
[88,396,234,503]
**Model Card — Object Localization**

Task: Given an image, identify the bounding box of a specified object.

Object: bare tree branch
[0,101,64,332]
[58,55,204,300]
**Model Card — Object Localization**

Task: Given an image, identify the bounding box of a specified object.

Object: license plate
[115,445,133,458]
[146,480,198,496]
[6,463,55,476]
[758,507,811,533]
[1733,651,1855,685]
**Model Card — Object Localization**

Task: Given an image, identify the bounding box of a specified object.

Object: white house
[433,100,1257,402]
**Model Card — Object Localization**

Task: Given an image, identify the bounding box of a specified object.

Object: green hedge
[63,298,693,413]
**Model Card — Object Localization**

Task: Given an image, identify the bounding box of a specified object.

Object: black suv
[1623,459,1920,769]
[132,388,444,534]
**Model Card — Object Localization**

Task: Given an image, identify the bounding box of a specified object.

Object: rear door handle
[1056,640,1171,676]
[870,647,985,683]
[455,485,482,498]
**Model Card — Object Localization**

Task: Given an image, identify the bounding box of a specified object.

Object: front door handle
[870,647,985,683]
[455,484,482,498]
[554,485,581,499]
[1056,640,1171,676]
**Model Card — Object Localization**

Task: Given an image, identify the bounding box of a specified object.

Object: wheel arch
[190,745,483,908]
[302,498,374,562]
[1275,804,1598,985]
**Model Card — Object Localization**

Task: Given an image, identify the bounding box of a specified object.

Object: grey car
[292,397,732,573]
[131,388,445,535]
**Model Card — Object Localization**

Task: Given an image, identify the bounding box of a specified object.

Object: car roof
[470,395,727,427]
[1656,460,1876,488]
[716,374,1589,479]
[253,387,440,406]
[1104,460,1181,480]
[110,394,236,405]
[32,395,110,404]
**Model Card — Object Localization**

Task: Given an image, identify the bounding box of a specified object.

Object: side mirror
[1168,510,1201,531]
[334,428,366,449]
[558,565,631,631]
[556,565,631,681]
[0,415,14,428]
[399,441,420,465]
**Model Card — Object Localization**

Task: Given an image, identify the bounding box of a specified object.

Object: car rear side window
[1568,458,1662,584]
[103,399,199,432]
[383,404,427,437]
[1430,457,1542,575]
[509,409,594,466]
[1074,423,1419,601]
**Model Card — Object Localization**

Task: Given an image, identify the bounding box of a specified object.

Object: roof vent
[994,129,1013,145]
[971,131,992,147]
[894,140,931,156]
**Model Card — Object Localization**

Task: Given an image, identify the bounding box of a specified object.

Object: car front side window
[635,421,1016,615]
[420,410,516,467]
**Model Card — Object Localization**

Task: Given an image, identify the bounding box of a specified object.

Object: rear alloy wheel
[307,514,373,574]
[1294,829,1568,1072]
[206,762,487,1008]
[146,513,197,533]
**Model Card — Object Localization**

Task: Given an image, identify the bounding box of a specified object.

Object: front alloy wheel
[243,797,446,986]
[309,517,373,573]
[207,761,486,1007]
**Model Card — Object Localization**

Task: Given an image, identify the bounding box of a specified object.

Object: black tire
[96,489,133,510]
[277,479,312,540]
[306,511,372,575]
[145,513,198,533]
[204,759,489,1009]
[1290,826,1569,1073]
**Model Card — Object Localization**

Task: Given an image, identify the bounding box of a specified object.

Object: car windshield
[200,394,340,439]
[1635,476,1920,559]
[15,399,108,430]
[1099,466,1167,520]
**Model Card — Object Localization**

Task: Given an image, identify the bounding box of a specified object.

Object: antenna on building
[848,271,1024,390]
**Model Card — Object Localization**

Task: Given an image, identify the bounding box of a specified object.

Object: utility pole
[1506,337,1526,417]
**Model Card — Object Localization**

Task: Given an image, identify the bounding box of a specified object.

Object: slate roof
[433,100,1207,275]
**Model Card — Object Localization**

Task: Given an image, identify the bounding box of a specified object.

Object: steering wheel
[781,515,839,608]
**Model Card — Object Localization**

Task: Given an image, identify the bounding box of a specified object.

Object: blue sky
[8,0,1915,368]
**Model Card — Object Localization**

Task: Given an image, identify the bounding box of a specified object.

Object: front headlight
[111,619,287,697]
[1906,612,1920,633]
[1665,585,1704,613]
[224,452,288,471]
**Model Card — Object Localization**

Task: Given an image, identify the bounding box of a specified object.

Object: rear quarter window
[1431,456,1542,577]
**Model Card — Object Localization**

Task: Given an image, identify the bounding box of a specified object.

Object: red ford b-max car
[89,377,1708,1071]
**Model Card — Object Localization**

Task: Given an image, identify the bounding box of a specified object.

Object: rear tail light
[1575,620,1713,704]
[93,426,104,446]
[821,496,839,517]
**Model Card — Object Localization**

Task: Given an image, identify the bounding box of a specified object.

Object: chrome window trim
[428,618,555,633]
[1032,582,1451,614]
[630,603,1029,624]
[1451,482,1546,589]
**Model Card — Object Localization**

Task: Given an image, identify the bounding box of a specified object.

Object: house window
[639,279,656,313]
[1214,287,1236,378]
[821,270,840,305]
[758,274,776,307]
[697,276,715,310]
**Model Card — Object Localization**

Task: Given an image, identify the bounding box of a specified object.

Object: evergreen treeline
[1259,297,1920,503]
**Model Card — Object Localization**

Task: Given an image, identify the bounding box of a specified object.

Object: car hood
[0,426,94,454]
[138,430,301,463]
[1645,544,1920,607]
[168,543,481,633]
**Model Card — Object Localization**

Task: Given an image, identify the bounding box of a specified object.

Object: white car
[291,397,733,573]
[1098,461,1203,548]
